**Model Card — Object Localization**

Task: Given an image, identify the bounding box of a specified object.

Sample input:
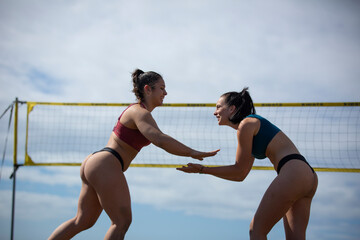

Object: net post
[10,164,20,240]
[13,97,18,166]
[10,97,19,240]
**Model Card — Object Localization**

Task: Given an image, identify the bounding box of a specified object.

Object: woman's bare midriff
[265,131,300,170]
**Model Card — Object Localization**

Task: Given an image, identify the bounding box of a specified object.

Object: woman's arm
[177,119,256,181]
[134,108,219,160]
[177,163,251,182]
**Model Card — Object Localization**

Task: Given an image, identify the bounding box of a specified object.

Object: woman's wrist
[199,166,205,174]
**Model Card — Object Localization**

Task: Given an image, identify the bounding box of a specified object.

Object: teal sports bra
[245,114,281,159]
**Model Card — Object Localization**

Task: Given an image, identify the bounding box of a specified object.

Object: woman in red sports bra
[48,69,219,240]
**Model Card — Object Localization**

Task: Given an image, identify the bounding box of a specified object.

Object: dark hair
[132,69,163,102]
[221,87,256,124]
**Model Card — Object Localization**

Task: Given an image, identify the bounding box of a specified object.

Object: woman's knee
[74,214,98,231]
[119,211,132,231]
[122,210,132,231]
[109,216,132,237]
[111,207,132,231]
[119,217,132,233]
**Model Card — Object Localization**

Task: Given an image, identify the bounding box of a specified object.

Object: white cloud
[18,167,81,187]
[312,172,360,219]
[0,166,81,187]
[0,189,77,220]
[1,0,359,108]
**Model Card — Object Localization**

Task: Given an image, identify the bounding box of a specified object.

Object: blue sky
[0,0,360,239]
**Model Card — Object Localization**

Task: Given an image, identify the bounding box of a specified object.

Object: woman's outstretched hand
[190,149,220,160]
[177,163,204,173]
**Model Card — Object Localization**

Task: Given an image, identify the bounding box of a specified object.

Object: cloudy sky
[0,0,359,239]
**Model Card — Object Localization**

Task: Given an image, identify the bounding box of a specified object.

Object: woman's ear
[229,105,236,114]
[144,85,152,95]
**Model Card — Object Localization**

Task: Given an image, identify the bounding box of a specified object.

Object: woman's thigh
[75,181,103,226]
[251,175,296,235]
[283,197,312,239]
[251,166,316,235]
[283,172,318,238]
[84,153,132,223]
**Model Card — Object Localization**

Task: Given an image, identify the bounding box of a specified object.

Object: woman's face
[214,96,234,125]
[149,78,167,106]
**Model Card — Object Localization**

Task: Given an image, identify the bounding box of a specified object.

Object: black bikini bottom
[93,147,124,172]
[276,154,314,175]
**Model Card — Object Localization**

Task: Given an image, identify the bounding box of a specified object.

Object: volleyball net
[15,101,360,172]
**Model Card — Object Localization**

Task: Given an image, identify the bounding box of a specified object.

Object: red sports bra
[113,103,151,152]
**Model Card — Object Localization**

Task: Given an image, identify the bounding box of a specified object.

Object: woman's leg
[48,156,103,240]
[249,176,295,240]
[84,152,132,240]
[249,160,317,240]
[283,173,318,240]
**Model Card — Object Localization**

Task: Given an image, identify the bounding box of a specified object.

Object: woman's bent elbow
[233,176,244,182]
[233,167,248,182]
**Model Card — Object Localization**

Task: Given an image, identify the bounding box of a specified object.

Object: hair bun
[132,69,144,82]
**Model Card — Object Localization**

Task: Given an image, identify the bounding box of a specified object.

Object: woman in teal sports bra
[48,69,219,240]
[178,87,318,240]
